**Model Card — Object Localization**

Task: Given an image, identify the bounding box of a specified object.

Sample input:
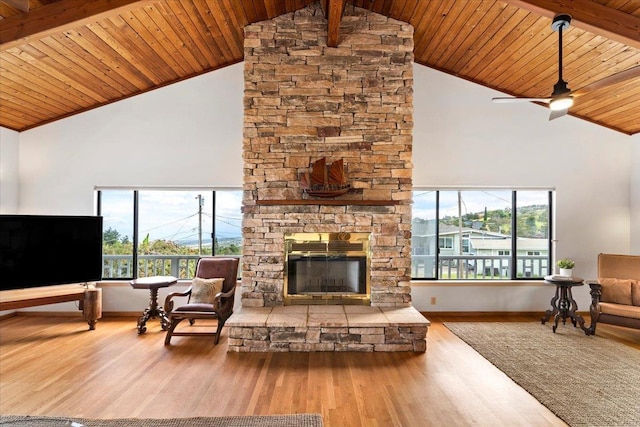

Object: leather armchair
[164,257,239,345]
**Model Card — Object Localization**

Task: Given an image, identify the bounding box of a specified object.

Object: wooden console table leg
[82,288,102,330]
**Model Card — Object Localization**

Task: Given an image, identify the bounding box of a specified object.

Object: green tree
[103,227,121,244]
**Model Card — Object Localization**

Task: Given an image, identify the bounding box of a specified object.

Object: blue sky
[100,190,242,244]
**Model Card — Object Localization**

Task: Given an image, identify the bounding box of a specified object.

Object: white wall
[4,62,637,314]
[0,127,20,213]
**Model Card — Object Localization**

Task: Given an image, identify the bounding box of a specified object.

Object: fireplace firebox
[284,232,371,305]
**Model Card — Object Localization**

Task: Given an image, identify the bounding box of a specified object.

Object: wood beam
[503,0,640,49]
[1,0,29,12]
[321,0,347,47]
[0,0,158,51]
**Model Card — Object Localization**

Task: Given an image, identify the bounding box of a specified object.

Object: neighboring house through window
[412,189,552,280]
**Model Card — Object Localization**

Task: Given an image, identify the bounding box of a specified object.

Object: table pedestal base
[129,276,177,335]
[136,287,170,334]
[541,281,590,335]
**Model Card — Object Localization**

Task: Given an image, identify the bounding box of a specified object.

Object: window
[439,237,453,249]
[97,188,242,279]
[462,237,470,253]
[412,189,552,280]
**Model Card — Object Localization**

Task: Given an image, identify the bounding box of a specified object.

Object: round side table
[129,276,178,334]
[541,277,590,335]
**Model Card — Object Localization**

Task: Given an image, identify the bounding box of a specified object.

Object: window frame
[438,237,453,249]
[412,189,553,281]
[96,187,242,280]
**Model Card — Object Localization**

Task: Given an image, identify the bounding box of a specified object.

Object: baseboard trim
[420,311,590,317]
[7,311,84,318]
[103,311,143,317]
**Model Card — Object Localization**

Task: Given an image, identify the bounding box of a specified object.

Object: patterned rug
[445,322,640,427]
[0,414,323,427]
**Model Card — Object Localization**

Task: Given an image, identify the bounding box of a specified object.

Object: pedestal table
[541,276,590,335]
[129,276,177,334]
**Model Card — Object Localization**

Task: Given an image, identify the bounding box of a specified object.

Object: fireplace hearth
[285,232,370,305]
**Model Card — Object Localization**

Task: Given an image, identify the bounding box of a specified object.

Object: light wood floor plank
[1,314,637,426]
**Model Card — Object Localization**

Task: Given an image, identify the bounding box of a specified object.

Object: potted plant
[557,258,575,277]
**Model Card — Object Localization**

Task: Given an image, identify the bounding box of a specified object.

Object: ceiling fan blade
[572,65,640,97]
[549,107,569,121]
[492,97,551,103]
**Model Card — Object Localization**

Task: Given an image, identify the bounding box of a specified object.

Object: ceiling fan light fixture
[549,96,573,111]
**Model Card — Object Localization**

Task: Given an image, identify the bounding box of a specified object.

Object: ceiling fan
[492,14,640,121]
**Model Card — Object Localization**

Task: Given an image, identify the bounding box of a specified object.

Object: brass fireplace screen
[284,232,371,305]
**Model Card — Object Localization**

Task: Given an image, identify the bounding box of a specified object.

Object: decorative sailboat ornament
[300,157,351,198]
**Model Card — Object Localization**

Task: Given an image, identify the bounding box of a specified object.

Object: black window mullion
[511,191,517,279]
[211,191,217,255]
[97,191,103,278]
[548,191,553,276]
[132,191,139,278]
[435,191,440,280]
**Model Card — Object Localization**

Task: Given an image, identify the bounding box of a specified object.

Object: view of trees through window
[98,189,242,279]
[412,190,551,280]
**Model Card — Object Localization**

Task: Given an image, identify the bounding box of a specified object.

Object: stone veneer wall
[242,2,414,307]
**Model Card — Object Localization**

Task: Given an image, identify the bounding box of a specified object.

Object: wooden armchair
[163,257,239,345]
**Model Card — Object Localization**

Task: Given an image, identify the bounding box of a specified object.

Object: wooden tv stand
[0,284,102,330]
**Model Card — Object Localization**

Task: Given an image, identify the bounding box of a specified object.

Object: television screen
[0,215,103,291]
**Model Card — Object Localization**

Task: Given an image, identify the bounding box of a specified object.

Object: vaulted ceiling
[1,0,639,134]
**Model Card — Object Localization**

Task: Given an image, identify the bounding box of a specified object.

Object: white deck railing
[411,255,549,279]
[102,255,241,279]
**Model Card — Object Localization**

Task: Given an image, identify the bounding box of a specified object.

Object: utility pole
[196,194,204,255]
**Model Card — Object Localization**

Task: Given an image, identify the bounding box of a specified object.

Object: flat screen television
[0,215,103,291]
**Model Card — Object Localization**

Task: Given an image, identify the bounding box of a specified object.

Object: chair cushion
[174,303,216,313]
[599,302,640,320]
[191,277,224,304]
[632,280,640,306]
[599,278,633,305]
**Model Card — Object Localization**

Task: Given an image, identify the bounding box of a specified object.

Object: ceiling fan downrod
[551,14,571,97]
[548,14,574,115]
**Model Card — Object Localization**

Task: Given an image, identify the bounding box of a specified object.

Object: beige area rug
[0,414,323,427]
[445,322,640,427]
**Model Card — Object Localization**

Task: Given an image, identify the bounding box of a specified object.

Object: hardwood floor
[1,314,637,426]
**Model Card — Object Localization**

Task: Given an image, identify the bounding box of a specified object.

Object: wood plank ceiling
[1,0,639,135]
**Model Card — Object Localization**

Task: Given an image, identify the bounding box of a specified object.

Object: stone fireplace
[227,1,428,352]
[241,2,413,308]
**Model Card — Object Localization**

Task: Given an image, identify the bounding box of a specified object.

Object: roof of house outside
[470,238,548,251]
[439,227,507,239]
